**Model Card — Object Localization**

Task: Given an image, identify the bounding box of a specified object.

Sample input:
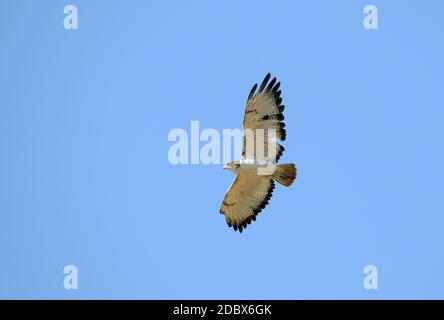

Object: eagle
[220,73,297,233]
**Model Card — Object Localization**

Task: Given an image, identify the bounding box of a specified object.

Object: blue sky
[1,0,444,299]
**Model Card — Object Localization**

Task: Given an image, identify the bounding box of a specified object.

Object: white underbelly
[238,159,276,176]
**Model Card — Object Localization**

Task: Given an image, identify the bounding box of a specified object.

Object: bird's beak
[223,164,228,170]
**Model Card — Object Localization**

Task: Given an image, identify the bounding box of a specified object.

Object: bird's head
[223,161,240,173]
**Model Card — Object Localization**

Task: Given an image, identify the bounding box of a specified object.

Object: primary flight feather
[220,73,297,233]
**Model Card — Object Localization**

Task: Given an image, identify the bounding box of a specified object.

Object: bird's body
[220,73,297,232]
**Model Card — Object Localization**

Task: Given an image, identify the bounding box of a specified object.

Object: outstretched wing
[242,73,286,162]
[220,173,275,233]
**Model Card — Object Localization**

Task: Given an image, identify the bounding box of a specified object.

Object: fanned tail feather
[273,163,297,187]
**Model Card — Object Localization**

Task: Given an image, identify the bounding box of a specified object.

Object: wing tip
[258,73,272,93]
[224,180,275,233]
[247,83,258,101]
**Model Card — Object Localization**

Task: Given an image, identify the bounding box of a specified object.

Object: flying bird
[220,73,297,233]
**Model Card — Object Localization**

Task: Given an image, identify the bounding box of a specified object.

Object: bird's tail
[273,163,297,187]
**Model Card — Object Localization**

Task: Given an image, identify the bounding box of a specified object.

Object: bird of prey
[220,73,297,233]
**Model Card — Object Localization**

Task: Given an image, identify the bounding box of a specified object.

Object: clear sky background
[1,0,444,299]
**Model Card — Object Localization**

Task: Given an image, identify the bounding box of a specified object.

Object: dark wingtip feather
[266,77,277,93]
[275,144,284,162]
[247,83,258,101]
[258,73,271,93]
[281,129,287,141]
[272,82,280,93]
